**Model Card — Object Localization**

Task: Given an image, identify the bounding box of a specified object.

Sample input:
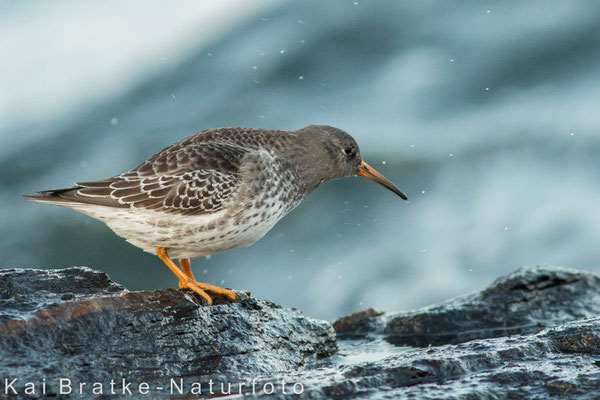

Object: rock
[258,317,600,399]
[3,265,600,399]
[334,265,600,346]
[0,267,336,398]
[258,266,600,399]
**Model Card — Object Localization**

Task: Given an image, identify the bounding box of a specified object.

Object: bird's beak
[357,160,408,200]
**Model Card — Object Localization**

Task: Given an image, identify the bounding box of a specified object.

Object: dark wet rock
[0,267,336,399]
[334,265,600,346]
[3,265,600,399]
[252,266,600,399]
[331,308,385,335]
[258,317,600,399]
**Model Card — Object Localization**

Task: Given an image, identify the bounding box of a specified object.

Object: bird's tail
[24,186,83,205]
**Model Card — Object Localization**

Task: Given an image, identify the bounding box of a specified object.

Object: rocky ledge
[334,266,600,346]
[0,267,336,399]
[2,265,600,399]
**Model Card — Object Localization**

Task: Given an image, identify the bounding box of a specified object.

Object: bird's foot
[178,278,236,305]
[155,246,236,306]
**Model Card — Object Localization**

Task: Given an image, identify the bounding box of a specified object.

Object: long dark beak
[357,160,408,200]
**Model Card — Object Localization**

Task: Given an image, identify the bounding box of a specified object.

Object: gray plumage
[26,125,386,259]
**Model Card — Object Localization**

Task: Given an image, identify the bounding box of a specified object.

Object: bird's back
[25,127,291,210]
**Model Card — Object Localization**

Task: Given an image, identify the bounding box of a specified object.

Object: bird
[25,125,407,305]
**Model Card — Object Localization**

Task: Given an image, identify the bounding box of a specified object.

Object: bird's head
[295,125,407,200]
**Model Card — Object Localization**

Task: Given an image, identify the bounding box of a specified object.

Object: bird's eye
[344,146,354,155]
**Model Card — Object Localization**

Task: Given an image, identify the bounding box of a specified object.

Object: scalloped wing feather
[63,142,248,215]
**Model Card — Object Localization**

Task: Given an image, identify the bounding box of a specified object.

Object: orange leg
[155,246,236,305]
[179,258,196,281]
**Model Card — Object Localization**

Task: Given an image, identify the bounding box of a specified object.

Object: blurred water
[2,0,600,320]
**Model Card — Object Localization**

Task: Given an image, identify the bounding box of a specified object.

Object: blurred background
[2,0,600,321]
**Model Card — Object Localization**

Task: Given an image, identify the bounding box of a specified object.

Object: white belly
[67,196,293,259]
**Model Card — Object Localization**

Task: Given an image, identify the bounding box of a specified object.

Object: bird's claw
[179,278,236,305]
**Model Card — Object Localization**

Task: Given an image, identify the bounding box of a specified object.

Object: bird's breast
[150,151,307,258]
[226,159,305,243]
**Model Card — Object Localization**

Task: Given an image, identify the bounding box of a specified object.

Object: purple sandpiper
[26,125,407,304]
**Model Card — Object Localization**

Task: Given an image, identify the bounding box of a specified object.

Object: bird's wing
[34,142,249,216]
